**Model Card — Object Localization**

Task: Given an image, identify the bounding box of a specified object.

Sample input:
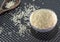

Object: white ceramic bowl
[30,9,58,32]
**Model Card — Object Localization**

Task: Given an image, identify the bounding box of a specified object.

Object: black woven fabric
[0,0,60,42]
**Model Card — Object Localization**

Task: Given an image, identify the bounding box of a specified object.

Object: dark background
[0,0,60,42]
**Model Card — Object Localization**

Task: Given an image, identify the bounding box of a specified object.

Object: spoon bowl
[0,0,21,14]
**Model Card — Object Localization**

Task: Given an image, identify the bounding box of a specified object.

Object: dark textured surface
[0,0,60,42]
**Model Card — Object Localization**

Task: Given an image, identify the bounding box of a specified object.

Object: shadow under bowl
[30,24,58,41]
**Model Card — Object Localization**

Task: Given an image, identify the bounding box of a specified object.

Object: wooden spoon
[0,0,21,14]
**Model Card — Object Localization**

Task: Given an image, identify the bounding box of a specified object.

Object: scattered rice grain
[11,3,38,36]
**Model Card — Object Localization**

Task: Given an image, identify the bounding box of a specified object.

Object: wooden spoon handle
[1,0,6,8]
[0,7,3,11]
[0,7,4,14]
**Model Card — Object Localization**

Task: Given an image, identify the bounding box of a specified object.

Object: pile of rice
[30,9,57,29]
